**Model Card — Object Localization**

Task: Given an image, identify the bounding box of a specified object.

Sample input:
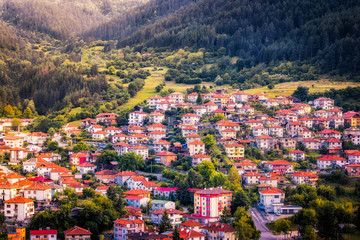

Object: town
[1,87,360,240]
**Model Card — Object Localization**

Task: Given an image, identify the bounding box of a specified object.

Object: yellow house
[8,227,26,240]
[220,129,237,139]
[343,112,360,127]
[188,140,205,156]
[224,143,244,160]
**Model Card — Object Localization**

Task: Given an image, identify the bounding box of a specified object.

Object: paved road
[250,207,283,240]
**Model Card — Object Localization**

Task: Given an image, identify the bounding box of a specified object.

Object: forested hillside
[86,0,360,74]
[1,0,149,39]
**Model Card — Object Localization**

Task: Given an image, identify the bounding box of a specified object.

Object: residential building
[188,141,205,156]
[4,196,35,221]
[114,218,144,240]
[151,208,184,225]
[155,151,177,166]
[64,226,92,240]
[202,222,235,240]
[30,229,57,240]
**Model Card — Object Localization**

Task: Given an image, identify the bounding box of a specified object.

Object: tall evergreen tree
[172,225,181,240]
[196,92,203,105]
[159,209,172,233]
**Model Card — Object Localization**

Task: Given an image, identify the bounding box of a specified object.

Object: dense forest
[86,0,360,75]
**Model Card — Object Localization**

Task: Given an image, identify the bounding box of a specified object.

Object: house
[8,227,26,240]
[30,229,57,240]
[147,123,167,132]
[259,188,285,213]
[94,170,117,183]
[123,189,151,198]
[112,133,128,143]
[343,111,360,128]
[125,195,150,208]
[265,160,294,173]
[114,142,132,155]
[68,182,88,193]
[259,176,278,188]
[70,152,88,166]
[203,102,218,113]
[92,130,109,140]
[81,118,96,128]
[314,110,329,119]
[151,200,176,211]
[153,140,171,153]
[3,136,24,148]
[317,155,347,169]
[255,135,274,150]
[233,160,257,175]
[268,126,284,138]
[188,141,205,156]
[300,138,321,150]
[114,218,144,240]
[116,171,138,186]
[128,126,146,134]
[232,91,250,103]
[148,131,166,143]
[168,92,185,104]
[77,162,96,174]
[105,126,121,136]
[242,172,260,185]
[24,182,52,206]
[154,187,177,200]
[128,134,148,145]
[220,129,236,139]
[192,154,211,166]
[64,226,92,240]
[125,176,157,191]
[263,99,279,108]
[168,228,205,240]
[188,92,198,103]
[193,106,207,117]
[148,96,165,108]
[288,150,305,161]
[87,124,103,134]
[6,172,26,184]
[129,145,149,160]
[313,97,334,110]
[186,134,202,145]
[202,222,235,240]
[148,112,165,124]
[49,167,72,181]
[182,114,201,124]
[278,138,296,149]
[151,208,184,225]
[345,150,360,164]
[26,132,47,145]
[155,151,177,166]
[96,186,109,195]
[291,172,318,186]
[324,138,342,149]
[191,188,232,224]
[238,106,254,115]
[224,143,244,160]
[182,126,198,137]
[180,220,204,231]
[345,164,360,177]
[244,119,263,128]
[4,196,35,221]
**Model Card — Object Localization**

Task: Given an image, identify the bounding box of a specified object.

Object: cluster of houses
[1,88,360,238]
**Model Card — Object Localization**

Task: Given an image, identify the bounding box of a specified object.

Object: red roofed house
[30,229,57,240]
[188,141,205,156]
[153,140,171,153]
[94,170,116,183]
[114,217,144,240]
[24,182,52,206]
[125,195,150,208]
[77,162,96,174]
[345,164,360,177]
[202,222,235,240]
[291,172,318,186]
[168,227,205,240]
[148,112,165,124]
[242,172,260,185]
[92,130,109,140]
[155,151,177,166]
[300,138,321,150]
[154,187,177,200]
[192,154,211,166]
[317,155,347,169]
[116,171,138,186]
[324,138,342,149]
[70,152,88,166]
[259,188,285,213]
[64,226,92,240]
[232,91,250,103]
[318,130,341,139]
[233,159,257,175]
[288,150,305,161]
[149,131,166,143]
[129,145,149,160]
[182,114,201,125]
[255,135,274,150]
[180,220,204,231]
[151,208,184,225]
[4,196,35,221]
[123,189,151,198]
[313,97,334,110]
[265,160,294,173]
[345,150,360,164]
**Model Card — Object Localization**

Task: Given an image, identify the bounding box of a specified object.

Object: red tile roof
[64,226,92,236]
[202,222,235,232]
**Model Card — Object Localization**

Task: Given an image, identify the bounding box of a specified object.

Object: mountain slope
[1,0,149,39]
[87,0,360,74]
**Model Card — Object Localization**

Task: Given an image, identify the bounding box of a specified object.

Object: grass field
[117,67,168,111]
[243,79,360,98]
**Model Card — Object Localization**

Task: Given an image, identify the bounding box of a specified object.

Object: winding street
[250,207,284,240]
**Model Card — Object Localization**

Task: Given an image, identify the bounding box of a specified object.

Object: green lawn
[243,79,360,98]
[117,67,169,111]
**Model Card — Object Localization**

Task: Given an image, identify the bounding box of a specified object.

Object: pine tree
[220,207,231,224]
[159,209,172,233]
[196,92,203,105]
[172,225,181,240]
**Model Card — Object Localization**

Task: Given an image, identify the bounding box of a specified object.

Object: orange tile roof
[4,196,34,203]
